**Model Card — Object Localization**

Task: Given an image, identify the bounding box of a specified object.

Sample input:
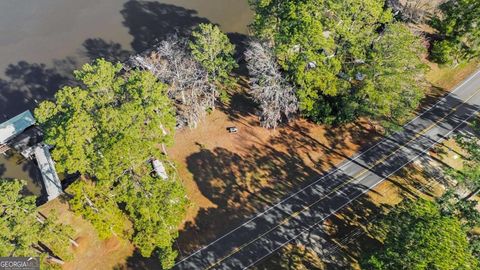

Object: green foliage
[437,189,480,228]
[430,0,480,64]
[0,179,74,267]
[116,173,188,269]
[363,199,478,270]
[67,179,130,240]
[431,40,459,65]
[35,59,188,267]
[39,211,76,261]
[35,59,176,182]
[452,119,480,189]
[249,0,427,125]
[359,23,427,125]
[189,23,238,86]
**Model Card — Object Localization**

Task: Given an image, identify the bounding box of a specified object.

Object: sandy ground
[168,85,381,254]
[39,199,133,270]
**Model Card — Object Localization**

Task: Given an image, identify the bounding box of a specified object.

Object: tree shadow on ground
[318,195,388,269]
[175,118,375,256]
[318,155,452,269]
[421,85,449,108]
[252,243,326,270]
[219,89,257,122]
[177,145,320,253]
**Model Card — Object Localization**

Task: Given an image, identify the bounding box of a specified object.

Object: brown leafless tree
[129,36,217,128]
[388,0,445,23]
[244,40,298,129]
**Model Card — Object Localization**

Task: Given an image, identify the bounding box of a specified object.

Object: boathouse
[0,110,36,151]
[0,111,63,201]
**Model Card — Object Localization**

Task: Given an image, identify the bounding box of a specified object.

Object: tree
[358,23,427,127]
[116,173,188,267]
[0,179,74,268]
[189,23,238,86]
[35,59,188,268]
[387,0,439,23]
[437,189,480,228]
[249,0,427,125]
[452,119,480,189]
[363,199,478,269]
[244,40,298,128]
[35,59,176,180]
[430,0,480,64]
[130,36,218,128]
[67,179,130,240]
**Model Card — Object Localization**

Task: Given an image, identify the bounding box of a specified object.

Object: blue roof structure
[0,111,36,144]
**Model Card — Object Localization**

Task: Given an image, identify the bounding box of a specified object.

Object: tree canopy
[363,199,478,270]
[451,119,480,189]
[35,59,188,269]
[0,179,74,269]
[249,0,427,125]
[430,0,480,65]
[189,23,238,85]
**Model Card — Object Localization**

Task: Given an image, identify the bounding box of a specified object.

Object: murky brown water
[0,0,252,194]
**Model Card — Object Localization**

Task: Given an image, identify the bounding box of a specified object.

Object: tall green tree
[35,59,188,269]
[437,189,480,228]
[0,179,74,268]
[452,119,480,189]
[430,0,480,65]
[359,23,427,127]
[249,0,427,125]
[363,199,478,270]
[189,23,238,86]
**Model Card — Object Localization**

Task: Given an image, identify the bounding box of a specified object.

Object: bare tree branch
[130,36,218,129]
[244,40,298,129]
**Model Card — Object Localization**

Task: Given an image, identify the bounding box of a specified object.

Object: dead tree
[244,40,298,129]
[387,0,445,23]
[130,36,217,128]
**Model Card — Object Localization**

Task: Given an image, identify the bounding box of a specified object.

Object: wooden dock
[34,144,62,201]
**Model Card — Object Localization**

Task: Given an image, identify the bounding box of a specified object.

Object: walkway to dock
[34,144,62,201]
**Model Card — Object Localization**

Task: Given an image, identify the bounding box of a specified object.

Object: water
[0,0,252,192]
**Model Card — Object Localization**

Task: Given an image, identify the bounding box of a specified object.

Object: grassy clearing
[427,60,480,90]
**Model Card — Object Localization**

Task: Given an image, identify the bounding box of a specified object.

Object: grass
[426,60,480,90]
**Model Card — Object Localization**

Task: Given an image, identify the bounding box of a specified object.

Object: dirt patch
[171,56,479,257]
[39,199,134,270]
[170,86,381,254]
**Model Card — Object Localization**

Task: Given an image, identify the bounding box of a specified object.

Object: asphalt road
[174,69,480,270]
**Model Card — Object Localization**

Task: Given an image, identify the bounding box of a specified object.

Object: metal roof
[0,111,36,144]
